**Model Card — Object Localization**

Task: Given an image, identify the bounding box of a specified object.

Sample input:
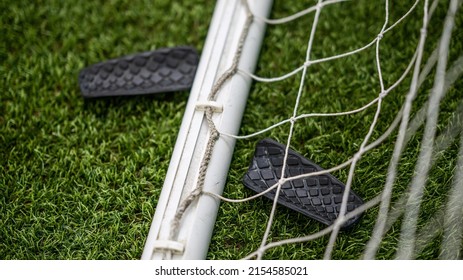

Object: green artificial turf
[1,0,462,259]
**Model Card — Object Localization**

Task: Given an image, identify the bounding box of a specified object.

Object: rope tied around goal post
[167,0,255,245]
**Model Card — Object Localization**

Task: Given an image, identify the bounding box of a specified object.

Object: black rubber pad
[243,138,364,228]
[78,46,199,98]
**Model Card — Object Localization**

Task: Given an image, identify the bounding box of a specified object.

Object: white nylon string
[243,98,463,260]
[207,53,463,208]
[240,0,459,260]
[252,0,350,25]
[254,0,325,260]
[220,48,418,140]
[238,0,420,84]
[324,0,390,259]
[396,0,461,260]
[364,0,432,259]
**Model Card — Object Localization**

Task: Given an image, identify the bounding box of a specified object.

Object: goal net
[143,0,463,260]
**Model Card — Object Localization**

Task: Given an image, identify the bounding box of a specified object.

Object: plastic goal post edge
[141,0,273,260]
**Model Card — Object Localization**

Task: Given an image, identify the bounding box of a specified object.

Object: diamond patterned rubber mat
[242,138,364,228]
[78,46,198,98]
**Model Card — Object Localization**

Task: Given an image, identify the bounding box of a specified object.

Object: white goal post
[141,0,273,260]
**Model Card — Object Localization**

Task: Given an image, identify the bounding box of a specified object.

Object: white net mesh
[173,0,463,259]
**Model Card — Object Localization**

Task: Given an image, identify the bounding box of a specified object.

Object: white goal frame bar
[141,0,273,260]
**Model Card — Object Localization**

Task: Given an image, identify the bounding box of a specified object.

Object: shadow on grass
[81,91,190,119]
